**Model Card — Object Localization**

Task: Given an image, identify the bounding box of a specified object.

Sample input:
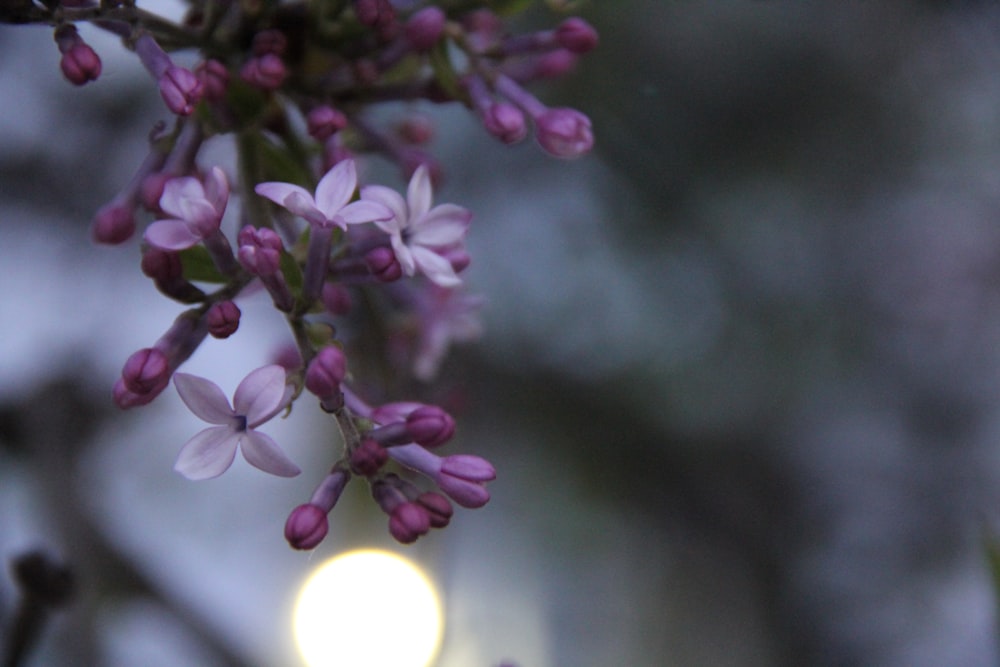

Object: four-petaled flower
[145,167,229,250]
[173,365,300,480]
[254,159,391,230]
[361,164,472,287]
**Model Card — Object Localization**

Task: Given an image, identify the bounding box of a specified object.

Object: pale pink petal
[406,164,433,220]
[240,431,301,477]
[174,373,235,424]
[177,198,220,230]
[411,246,461,287]
[361,184,407,228]
[204,167,229,214]
[314,159,357,218]
[391,233,416,276]
[144,219,202,250]
[411,204,471,246]
[255,182,315,212]
[233,365,287,426]
[160,177,205,219]
[174,426,240,480]
[338,200,393,225]
[371,401,423,424]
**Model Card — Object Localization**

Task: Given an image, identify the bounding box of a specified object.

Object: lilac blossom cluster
[6,0,596,548]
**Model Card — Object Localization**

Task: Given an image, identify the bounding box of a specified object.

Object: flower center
[232,414,248,432]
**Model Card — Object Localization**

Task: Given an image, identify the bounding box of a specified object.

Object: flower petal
[361,184,407,228]
[391,233,416,276]
[337,200,393,226]
[411,204,471,246]
[411,246,461,287]
[204,167,229,215]
[255,182,315,212]
[174,373,234,423]
[174,426,240,480]
[160,177,206,219]
[239,431,301,477]
[406,164,432,220]
[144,219,202,251]
[233,365,288,425]
[314,159,357,218]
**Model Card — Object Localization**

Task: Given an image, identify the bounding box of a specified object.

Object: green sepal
[280,247,304,294]
[179,245,227,284]
[428,41,464,102]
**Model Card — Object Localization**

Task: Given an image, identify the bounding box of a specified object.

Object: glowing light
[293,549,444,667]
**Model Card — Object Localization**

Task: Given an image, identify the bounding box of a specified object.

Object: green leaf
[428,41,464,102]
[179,245,227,284]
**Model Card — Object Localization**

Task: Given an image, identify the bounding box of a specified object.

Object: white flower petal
[391,233,416,276]
[315,159,356,218]
[406,165,432,220]
[174,373,235,424]
[411,246,461,287]
[144,219,202,251]
[240,431,300,477]
[411,204,471,246]
[174,426,240,480]
[255,182,315,212]
[160,177,205,219]
[338,200,393,225]
[233,365,287,426]
[361,184,407,228]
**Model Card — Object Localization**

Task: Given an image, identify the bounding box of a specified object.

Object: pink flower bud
[60,43,102,86]
[139,172,170,212]
[353,0,395,28]
[350,438,388,476]
[121,347,169,395]
[240,54,286,91]
[305,346,347,399]
[406,405,455,448]
[91,201,136,245]
[307,106,348,141]
[484,103,527,145]
[365,246,402,282]
[396,115,435,145]
[206,301,241,339]
[405,6,445,51]
[159,66,203,116]
[284,503,329,550]
[533,49,578,79]
[113,377,160,409]
[195,59,229,102]
[555,17,599,54]
[237,226,283,276]
[436,473,490,509]
[535,108,593,159]
[416,492,453,529]
[252,29,287,56]
[388,502,430,544]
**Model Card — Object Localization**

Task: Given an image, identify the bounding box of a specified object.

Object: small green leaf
[179,246,227,283]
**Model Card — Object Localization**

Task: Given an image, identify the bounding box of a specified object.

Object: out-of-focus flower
[144,167,229,250]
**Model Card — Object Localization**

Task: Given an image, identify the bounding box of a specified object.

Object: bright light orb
[293,549,444,667]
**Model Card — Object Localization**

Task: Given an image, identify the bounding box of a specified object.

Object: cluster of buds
[12,0,597,547]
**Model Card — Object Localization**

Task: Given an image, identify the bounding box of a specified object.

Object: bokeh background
[5,1,1000,665]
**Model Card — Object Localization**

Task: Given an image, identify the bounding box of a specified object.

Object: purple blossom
[388,444,495,508]
[206,301,241,339]
[55,25,101,86]
[144,167,229,251]
[172,365,299,480]
[413,286,484,381]
[284,504,328,550]
[254,159,390,231]
[361,164,471,287]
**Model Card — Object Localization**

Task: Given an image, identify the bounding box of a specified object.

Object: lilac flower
[361,164,471,287]
[254,159,389,231]
[172,365,299,480]
[144,167,229,250]
[413,286,484,381]
[388,444,495,508]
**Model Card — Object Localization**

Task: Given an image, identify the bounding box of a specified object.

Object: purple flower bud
[353,0,395,28]
[406,405,455,448]
[441,454,496,482]
[321,283,353,315]
[141,248,205,302]
[91,201,136,245]
[405,6,446,51]
[159,65,204,116]
[195,59,229,102]
[442,247,472,274]
[532,49,578,79]
[54,25,101,86]
[113,377,160,409]
[206,301,241,339]
[121,347,170,395]
[388,502,430,544]
[484,103,527,145]
[365,246,402,282]
[535,108,593,159]
[240,54,287,91]
[305,346,347,399]
[139,172,170,212]
[284,503,329,550]
[555,17,599,54]
[416,492,453,529]
[307,106,348,141]
[436,473,491,509]
[350,438,389,476]
[396,115,435,145]
[237,225,284,276]
[252,29,288,56]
